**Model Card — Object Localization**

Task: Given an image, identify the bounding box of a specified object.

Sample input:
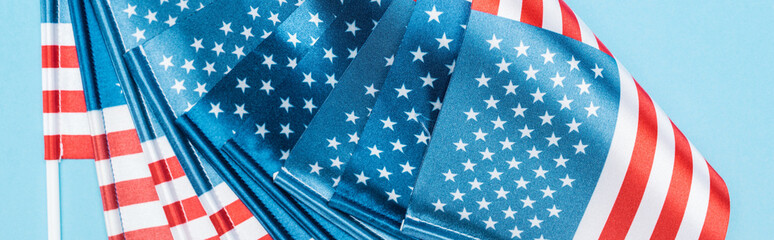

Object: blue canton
[107,0,215,50]
[403,11,620,240]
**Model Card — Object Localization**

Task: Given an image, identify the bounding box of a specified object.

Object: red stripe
[558,0,582,42]
[58,91,88,112]
[259,234,273,240]
[42,90,59,113]
[520,0,543,28]
[596,35,614,57]
[123,225,173,240]
[225,200,253,226]
[209,208,235,235]
[148,159,175,185]
[166,157,187,180]
[108,234,125,240]
[100,184,119,211]
[113,177,161,206]
[41,45,79,68]
[92,134,111,161]
[471,0,500,16]
[180,196,208,220]
[650,124,693,239]
[106,129,144,157]
[699,163,730,240]
[163,201,188,227]
[44,135,60,160]
[599,82,659,238]
[61,134,95,159]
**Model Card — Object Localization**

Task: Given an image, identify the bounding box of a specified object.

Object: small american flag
[402,1,729,239]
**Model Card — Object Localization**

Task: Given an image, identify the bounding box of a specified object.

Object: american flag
[326,0,471,234]
[402,1,729,239]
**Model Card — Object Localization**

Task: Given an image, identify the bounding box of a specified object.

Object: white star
[193,82,207,96]
[410,46,427,62]
[540,112,555,125]
[280,149,290,160]
[370,0,382,6]
[385,55,394,66]
[491,117,506,130]
[567,56,580,71]
[494,187,509,199]
[190,38,204,52]
[560,175,575,187]
[247,6,260,20]
[495,58,512,73]
[203,61,216,75]
[348,132,360,144]
[364,84,379,97]
[345,20,360,36]
[541,186,556,198]
[503,206,517,219]
[159,55,174,70]
[208,103,223,118]
[499,137,514,150]
[528,215,543,228]
[170,79,186,93]
[523,65,539,81]
[577,79,591,95]
[550,72,565,87]
[541,48,556,64]
[232,45,245,59]
[445,60,456,75]
[533,166,548,179]
[515,177,530,190]
[475,73,491,87]
[381,117,396,131]
[531,88,546,103]
[400,161,415,175]
[385,189,400,203]
[261,30,272,39]
[262,54,276,69]
[279,97,293,112]
[450,189,465,201]
[461,159,476,172]
[309,162,322,175]
[509,225,523,239]
[514,41,529,57]
[483,217,498,230]
[395,84,412,99]
[430,98,443,111]
[547,205,562,218]
[326,137,341,150]
[435,33,453,50]
[458,208,471,220]
[558,95,574,110]
[432,199,446,212]
[286,32,301,47]
[573,140,588,154]
[390,139,406,153]
[512,103,527,118]
[473,128,488,141]
[233,104,248,119]
[277,0,287,6]
[301,72,316,87]
[484,96,499,109]
[176,0,189,11]
[489,168,503,180]
[585,102,600,117]
[164,15,177,27]
[235,78,250,93]
[240,26,254,40]
[518,125,533,138]
[260,80,274,95]
[425,5,443,23]
[527,146,542,159]
[477,197,492,210]
[443,169,457,182]
[480,148,494,161]
[254,123,269,138]
[554,155,569,168]
[468,178,483,190]
[378,167,393,180]
[486,34,502,50]
[454,139,468,151]
[219,22,233,36]
[419,73,437,88]
[268,12,281,25]
[211,42,225,56]
[308,12,323,27]
[332,176,340,187]
[415,131,430,145]
[123,4,137,17]
[280,123,294,138]
[355,171,370,185]
[368,145,383,158]
[131,28,146,42]
[323,48,337,62]
[503,81,518,95]
[345,111,359,124]
[330,157,344,169]
[546,133,561,147]
[347,48,358,59]
[592,64,604,78]
[405,108,421,122]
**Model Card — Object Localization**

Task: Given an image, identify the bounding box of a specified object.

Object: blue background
[0,0,770,239]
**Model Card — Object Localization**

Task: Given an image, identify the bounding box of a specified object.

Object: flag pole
[46,160,61,240]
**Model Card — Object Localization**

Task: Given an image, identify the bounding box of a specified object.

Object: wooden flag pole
[46,160,60,240]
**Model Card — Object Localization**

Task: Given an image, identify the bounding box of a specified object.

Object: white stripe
[171,216,218,240]
[541,0,563,34]
[213,181,240,204]
[198,188,224,214]
[496,0,522,21]
[43,112,91,135]
[573,63,640,240]
[41,23,75,46]
[223,217,267,240]
[42,68,83,91]
[674,144,710,239]
[118,201,170,232]
[151,136,177,160]
[625,104,675,239]
[111,153,153,182]
[95,159,116,187]
[103,105,136,133]
[87,110,107,135]
[155,177,198,204]
[576,17,599,49]
[103,209,125,237]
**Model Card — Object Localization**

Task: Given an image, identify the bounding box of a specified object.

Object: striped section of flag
[471,0,612,56]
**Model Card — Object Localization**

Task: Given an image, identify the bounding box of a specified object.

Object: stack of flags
[42,0,730,239]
